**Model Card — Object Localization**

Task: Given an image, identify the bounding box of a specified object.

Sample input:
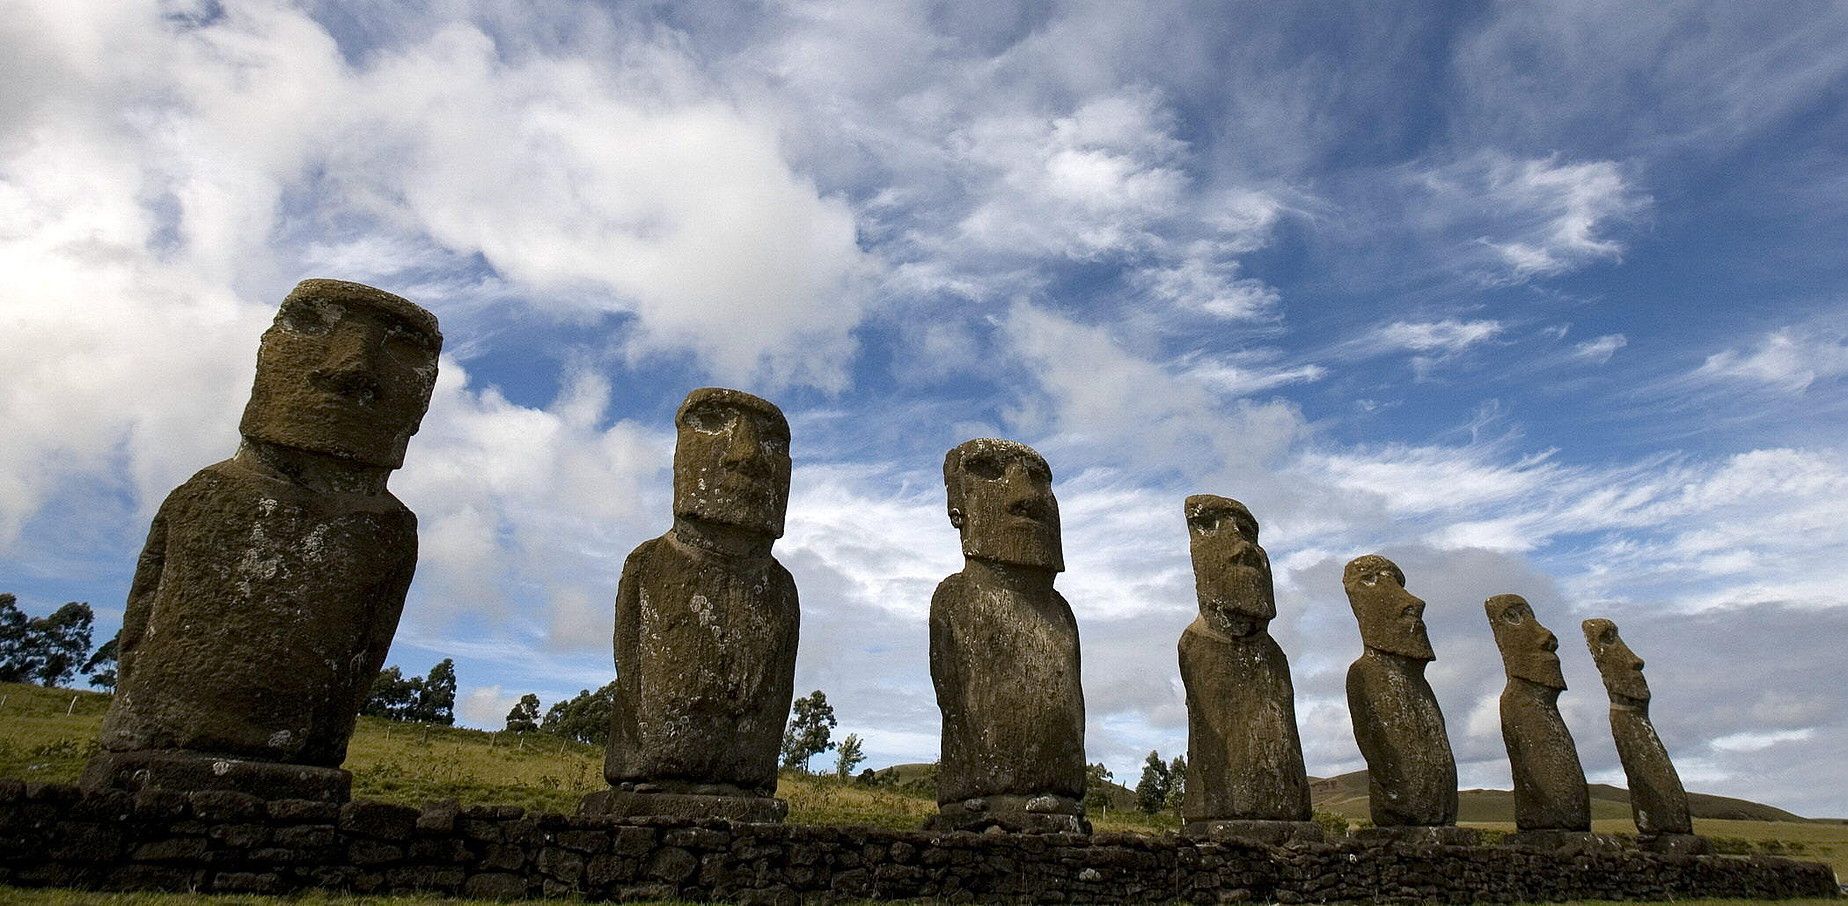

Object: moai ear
[948,507,965,529]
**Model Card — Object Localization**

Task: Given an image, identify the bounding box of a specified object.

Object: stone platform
[0,782,1835,903]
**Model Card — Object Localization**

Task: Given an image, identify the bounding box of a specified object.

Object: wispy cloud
[1572,333,1628,364]
[1695,326,1848,392]
[1417,154,1649,283]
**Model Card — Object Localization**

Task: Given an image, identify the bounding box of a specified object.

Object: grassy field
[0,682,1172,834]
[4,680,1844,879]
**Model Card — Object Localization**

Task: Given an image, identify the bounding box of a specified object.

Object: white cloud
[1572,333,1627,364]
[1696,326,1848,392]
[1418,154,1649,282]
[1367,319,1505,354]
[459,684,519,728]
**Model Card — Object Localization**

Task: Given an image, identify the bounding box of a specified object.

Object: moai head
[943,438,1063,572]
[672,388,792,538]
[1343,554,1434,660]
[1582,618,1651,706]
[1185,494,1274,637]
[1485,594,1566,690]
[239,279,442,468]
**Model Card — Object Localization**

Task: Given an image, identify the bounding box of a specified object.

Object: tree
[1135,750,1172,814]
[0,596,96,688]
[1082,762,1116,814]
[0,594,29,683]
[1165,754,1188,813]
[85,633,120,690]
[541,680,618,745]
[832,732,866,779]
[505,693,541,733]
[418,658,457,725]
[362,666,423,721]
[780,689,837,773]
[363,659,458,724]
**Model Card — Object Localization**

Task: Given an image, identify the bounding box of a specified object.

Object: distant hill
[873,762,1142,813]
[1309,771,1814,824]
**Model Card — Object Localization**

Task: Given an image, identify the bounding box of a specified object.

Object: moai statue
[580,388,799,824]
[1177,495,1321,843]
[928,439,1088,833]
[1484,595,1603,850]
[1343,555,1476,845]
[1583,618,1710,854]
[84,279,441,801]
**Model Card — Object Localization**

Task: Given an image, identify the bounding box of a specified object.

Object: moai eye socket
[758,421,790,456]
[684,406,729,434]
[963,455,1004,480]
[1503,609,1525,625]
[1189,514,1218,533]
[279,298,335,336]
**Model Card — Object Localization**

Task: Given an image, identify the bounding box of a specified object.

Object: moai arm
[348,526,418,718]
[115,497,172,684]
[604,540,653,776]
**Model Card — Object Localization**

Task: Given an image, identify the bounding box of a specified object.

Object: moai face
[1343,554,1434,660]
[943,438,1063,572]
[1485,594,1566,689]
[239,279,442,468]
[1185,494,1274,637]
[672,388,792,538]
[1582,618,1651,705]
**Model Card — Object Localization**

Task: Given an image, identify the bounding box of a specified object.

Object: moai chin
[581,387,799,824]
[1343,554,1476,844]
[1485,595,1596,848]
[1176,495,1321,844]
[1583,618,1710,854]
[85,279,442,802]
[928,438,1088,833]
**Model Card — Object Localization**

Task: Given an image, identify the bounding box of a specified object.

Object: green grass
[3,681,1842,874]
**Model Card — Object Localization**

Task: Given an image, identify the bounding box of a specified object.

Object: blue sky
[4,1,1848,816]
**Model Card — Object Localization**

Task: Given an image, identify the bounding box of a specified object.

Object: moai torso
[931,566,1086,803]
[930,438,1086,811]
[1344,555,1458,827]
[1584,619,1693,837]
[605,532,798,792]
[96,279,440,770]
[102,459,415,765]
[602,388,799,797]
[1177,495,1310,823]
[1487,595,1589,832]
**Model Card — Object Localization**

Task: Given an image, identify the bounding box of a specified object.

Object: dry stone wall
[0,782,1835,904]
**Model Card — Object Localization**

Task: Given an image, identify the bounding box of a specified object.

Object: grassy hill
[3,682,1843,874]
[1309,770,1816,824]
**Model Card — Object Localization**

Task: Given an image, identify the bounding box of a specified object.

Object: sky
[4,1,1847,817]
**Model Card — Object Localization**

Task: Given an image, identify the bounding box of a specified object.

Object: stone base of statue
[578,788,788,824]
[1639,832,1712,855]
[1183,819,1325,845]
[1503,830,1627,853]
[925,794,1090,834]
[80,750,352,802]
[1353,825,1482,847]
